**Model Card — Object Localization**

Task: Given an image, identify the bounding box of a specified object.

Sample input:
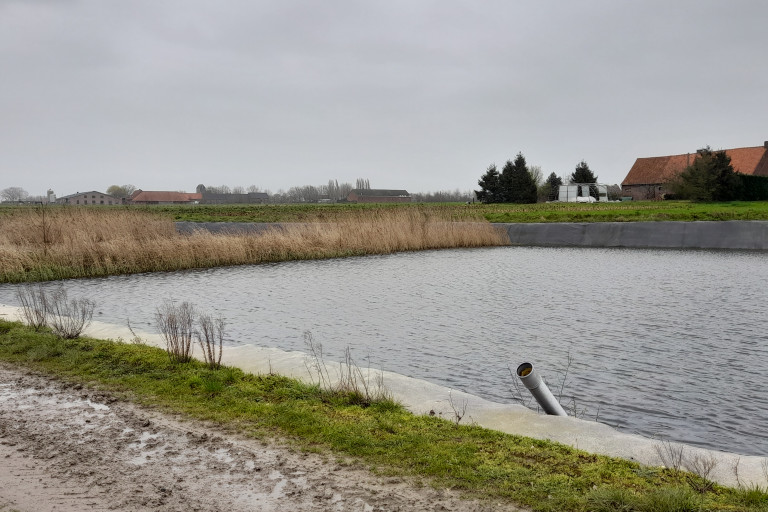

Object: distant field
[3,200,768,224]
[135,200,768,223]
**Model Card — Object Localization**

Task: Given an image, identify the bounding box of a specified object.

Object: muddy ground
[0,363,524,511]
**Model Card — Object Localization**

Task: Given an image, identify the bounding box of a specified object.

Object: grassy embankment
[1,319,767,512]
[0,206,507,283]
[131,200,768,224]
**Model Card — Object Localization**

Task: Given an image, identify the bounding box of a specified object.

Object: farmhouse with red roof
[621,142,768,200]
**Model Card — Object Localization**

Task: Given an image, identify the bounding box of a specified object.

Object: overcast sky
[2,0,767,197]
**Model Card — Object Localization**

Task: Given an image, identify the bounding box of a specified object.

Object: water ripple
[1,246,767,455]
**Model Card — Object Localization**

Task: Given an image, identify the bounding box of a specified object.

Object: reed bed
[0,206,509,283]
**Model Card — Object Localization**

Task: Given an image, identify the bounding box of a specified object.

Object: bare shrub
[15,284,49,331]
[304,331,332,389]
[46,287,95,339]
[683,452,718,492]
[448,389,468,425]
[684,452,718,482]
[654,439,686,472]
[155,300,196,363]
[195,313,225,369]
[304,330,389,405]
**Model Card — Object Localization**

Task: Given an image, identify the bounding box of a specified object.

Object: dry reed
[0,206,509,283]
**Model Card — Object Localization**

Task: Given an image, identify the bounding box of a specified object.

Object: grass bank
[4,201,768,226]
[477,200,768,223]
[98,200,768,223]
[0,319,766,512]
[0,207,507,283]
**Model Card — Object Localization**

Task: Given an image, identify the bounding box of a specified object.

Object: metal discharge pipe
[516,362,568,416]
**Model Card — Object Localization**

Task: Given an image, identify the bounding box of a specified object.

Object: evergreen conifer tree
[501,153,538,203]
[475,164,501,203]
[570,161,598,199]
[544,172,563,201]
[669,148,741,201]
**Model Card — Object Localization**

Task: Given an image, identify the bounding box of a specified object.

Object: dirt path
[0,363,523,511]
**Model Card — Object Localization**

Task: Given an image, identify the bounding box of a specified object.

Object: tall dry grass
[0,206,509,283]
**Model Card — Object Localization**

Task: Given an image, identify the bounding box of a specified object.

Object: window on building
[76,200,80,204]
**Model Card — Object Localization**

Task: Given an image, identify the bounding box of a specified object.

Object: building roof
[350,189,411,197]
[622,144,768,186]
[130,190,202,203]
[57,191,118,200]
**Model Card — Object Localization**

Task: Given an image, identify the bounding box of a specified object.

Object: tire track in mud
[0,363,523,512]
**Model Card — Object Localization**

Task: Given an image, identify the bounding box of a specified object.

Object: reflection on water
[1,246,767,456]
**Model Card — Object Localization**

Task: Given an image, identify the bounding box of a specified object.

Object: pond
[1,246,766,456]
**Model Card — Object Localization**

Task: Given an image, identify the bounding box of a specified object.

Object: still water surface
[1,247,767,456]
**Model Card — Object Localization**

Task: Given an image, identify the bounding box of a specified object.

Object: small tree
[500,153,537,204]
[570,161,597,184]
[570,161,597,198]
[475,164,501,203]
[668,148,741,201]
[541,172,563,201]
[528,165,544,187]
[106,184,136,198]
[1,186,29,202]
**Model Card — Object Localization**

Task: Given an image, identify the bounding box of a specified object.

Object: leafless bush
[46,287,95,339]
[448,389,468,425]
[304,331,333,389]
[15,284,50,331]
[155,300,196,363]
[654,439,686,472]
[684,452,719,480]
[304,330,388,404]
[195,313,225,369]
[684,452,718,492]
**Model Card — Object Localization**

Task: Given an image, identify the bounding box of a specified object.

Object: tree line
[475,153,604,204]
[3,178,475,205]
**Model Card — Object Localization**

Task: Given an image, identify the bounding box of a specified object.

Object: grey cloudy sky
[2,0,767,197]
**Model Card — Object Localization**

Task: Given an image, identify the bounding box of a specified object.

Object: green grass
[474,200,768,223]
[122,200,768,224]
[5,200,768,224]
[1,318,766,511]
[68,200,768,223]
